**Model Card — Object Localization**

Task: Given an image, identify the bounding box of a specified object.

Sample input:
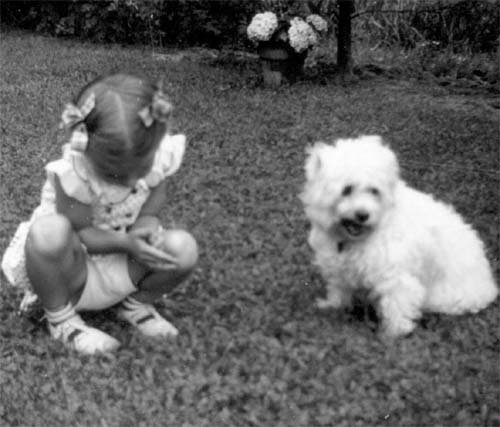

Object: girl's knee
[26,214,75,260]
[159,229,198,272]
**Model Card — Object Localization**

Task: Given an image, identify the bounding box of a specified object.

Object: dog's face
[300,135,400,242]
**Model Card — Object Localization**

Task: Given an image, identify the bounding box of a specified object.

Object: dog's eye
[341,185,354,196]
[369,187,380,197]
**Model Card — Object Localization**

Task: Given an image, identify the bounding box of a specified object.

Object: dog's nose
[355,211,370,223]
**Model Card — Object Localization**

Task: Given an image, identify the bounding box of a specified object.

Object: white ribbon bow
[60,93,96,152]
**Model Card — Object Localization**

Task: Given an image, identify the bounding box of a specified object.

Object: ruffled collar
[63,144,148,204]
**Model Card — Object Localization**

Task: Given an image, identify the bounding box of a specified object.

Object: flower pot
[258,44,306,87]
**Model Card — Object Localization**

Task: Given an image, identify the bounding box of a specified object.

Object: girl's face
[94,146,157,187]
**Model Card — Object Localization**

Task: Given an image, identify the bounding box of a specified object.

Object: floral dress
[1,134,186,300]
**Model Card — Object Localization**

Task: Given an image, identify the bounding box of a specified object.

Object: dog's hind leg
[316,282,353,310]
[376,273,426,338]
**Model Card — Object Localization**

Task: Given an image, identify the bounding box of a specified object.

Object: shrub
[354,0,499,52]
[411,0,500,53]
[0,0,259,49]
[1,0,497,55]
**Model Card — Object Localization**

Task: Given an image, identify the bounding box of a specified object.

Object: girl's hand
[127,227,178,269]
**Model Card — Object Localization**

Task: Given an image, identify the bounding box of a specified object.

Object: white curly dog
[300,135,498,337]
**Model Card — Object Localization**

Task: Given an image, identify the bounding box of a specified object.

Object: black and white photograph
[0,0,498,426]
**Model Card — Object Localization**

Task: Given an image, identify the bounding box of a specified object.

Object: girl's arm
[129,179,180,269]
[54,174,131,254]
[53,175,172,265]
[130,179,168,232]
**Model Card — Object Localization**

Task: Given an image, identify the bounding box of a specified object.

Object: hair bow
[138,90,173,127]
[60,93,95,152]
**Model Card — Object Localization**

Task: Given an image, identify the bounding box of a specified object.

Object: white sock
[121,296,147,310]
[45,303,76,325]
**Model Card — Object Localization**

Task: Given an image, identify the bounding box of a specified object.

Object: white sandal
[48,314,120,354]
[118,303,178,338]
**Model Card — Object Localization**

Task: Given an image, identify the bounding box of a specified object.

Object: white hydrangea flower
[288,17,318,53]
[247,12,279,42]
[306,14,328,33]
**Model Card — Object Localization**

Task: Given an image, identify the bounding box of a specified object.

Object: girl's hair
[73,73,170,182]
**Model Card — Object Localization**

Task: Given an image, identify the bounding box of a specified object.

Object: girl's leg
[120,229,198,337]
[128,262,194,303]
[25,214,120,353]
[127,229,198,302]
[25,214,87,310]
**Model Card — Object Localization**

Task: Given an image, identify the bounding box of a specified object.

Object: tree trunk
[337,0,355,78]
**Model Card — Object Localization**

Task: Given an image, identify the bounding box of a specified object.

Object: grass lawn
[0,31,499,427]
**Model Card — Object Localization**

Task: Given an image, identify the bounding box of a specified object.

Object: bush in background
[1,0,498,86]
[353,0,499,52]
[2,0,498,53]
[0,0,258,48]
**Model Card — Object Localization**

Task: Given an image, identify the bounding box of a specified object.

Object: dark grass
[1,31,499,427]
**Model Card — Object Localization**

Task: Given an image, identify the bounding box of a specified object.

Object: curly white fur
[300,135,498,337]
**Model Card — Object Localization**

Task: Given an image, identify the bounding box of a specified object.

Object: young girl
[1,73,198,354]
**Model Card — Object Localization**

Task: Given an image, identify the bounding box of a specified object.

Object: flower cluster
[246,12,279,43]
[306,14,328,33]
[247,11,328,53]
[288,17,318,53]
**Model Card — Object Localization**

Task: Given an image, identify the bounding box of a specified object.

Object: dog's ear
[362,135,400,186]
[385,148,400,186]
[305,142,328,180]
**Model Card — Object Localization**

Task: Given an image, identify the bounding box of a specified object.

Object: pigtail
[138,79,173,128]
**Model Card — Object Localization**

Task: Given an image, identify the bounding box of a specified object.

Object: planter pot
[257,44,306,87]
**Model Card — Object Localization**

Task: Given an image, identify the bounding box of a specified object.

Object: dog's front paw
[316,298,334,309]
[316,296,345,310]
[316,287,351,310]
[380,317,416,339]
